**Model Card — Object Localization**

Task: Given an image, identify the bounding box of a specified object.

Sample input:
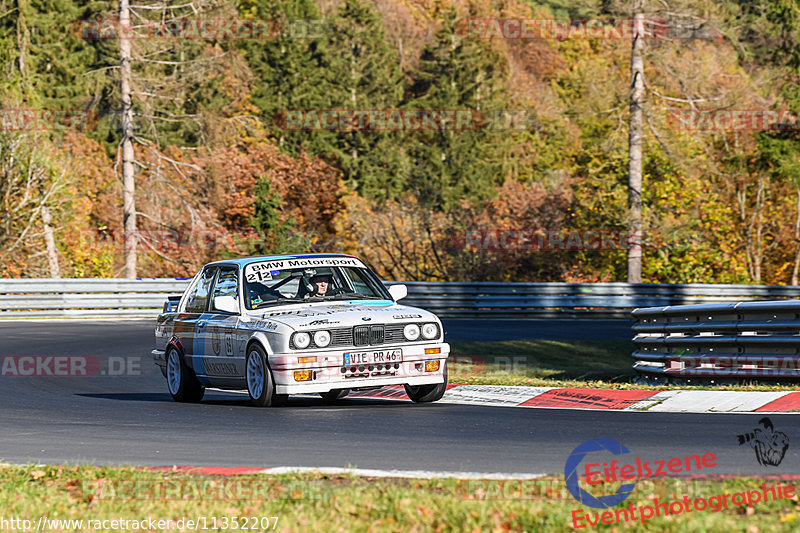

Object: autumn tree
[403,9,509,211]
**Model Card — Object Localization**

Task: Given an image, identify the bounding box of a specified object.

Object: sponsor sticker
[244,263,274,283]
[251,320,279,330]
[204,359,238,376]
[302,319,340,326]
[520,389,658,409]
[244,257,365,280]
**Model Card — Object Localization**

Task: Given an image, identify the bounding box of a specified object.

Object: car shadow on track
[75,393,410,408]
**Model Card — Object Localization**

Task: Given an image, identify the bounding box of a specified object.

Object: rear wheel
[404,362,448,403]
[166,347,205,402]
[246,344,287,407]
[319,389,350,402]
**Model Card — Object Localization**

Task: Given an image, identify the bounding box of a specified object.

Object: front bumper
[271,342,450,394]
[153,349,166,367]
[152,349,167,377]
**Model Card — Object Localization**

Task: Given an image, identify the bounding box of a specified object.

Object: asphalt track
[1,320,799,475]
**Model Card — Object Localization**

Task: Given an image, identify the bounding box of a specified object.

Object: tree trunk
[627,2,645,283]
[41,205,60,278]
[739,175,766,283]
[793,188,800,285]
[753,176,765,283]
[120,0,137,278]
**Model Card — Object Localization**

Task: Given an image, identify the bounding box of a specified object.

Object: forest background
[1,0,799,284]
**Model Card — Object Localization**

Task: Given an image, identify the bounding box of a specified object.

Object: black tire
[246,344,287,407]
[319,389,350,402]
[166,347,205,402]
[404,361,448,403]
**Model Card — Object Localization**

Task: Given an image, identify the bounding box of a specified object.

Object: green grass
[449,339,636,382]
[1,464,799,532]
[448,339,800,391]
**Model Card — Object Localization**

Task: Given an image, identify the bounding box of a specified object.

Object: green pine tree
[403,10,509,211]
[240,0,408,200]
[248,177,310,255]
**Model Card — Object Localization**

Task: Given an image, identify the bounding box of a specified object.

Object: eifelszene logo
[565,438,718,509]
[565,437,800,528]
[738,417,789,467]
[565,438,636,508]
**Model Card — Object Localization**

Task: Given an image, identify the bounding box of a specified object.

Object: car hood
[245,300,439,330]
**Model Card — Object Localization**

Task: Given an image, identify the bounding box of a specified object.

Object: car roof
[205,253,359,268]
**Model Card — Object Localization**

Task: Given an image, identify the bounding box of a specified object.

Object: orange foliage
[203,139,344,236]
[335,178,575,281]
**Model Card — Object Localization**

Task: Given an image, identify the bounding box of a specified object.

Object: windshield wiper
[253,294,386,307]
[329,294,386,300]
[252,297,307,309]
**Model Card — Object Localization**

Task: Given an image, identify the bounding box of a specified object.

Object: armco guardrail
[396,282,800,318]
[0,279,190,318]
[632,300,800,382]
[2,279,800,319]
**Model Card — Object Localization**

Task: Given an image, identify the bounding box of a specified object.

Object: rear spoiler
[163,295,182,313]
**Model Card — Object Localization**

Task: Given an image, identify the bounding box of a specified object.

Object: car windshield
[243,259,390,310]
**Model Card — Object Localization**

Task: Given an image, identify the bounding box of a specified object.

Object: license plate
[343,349,402,365]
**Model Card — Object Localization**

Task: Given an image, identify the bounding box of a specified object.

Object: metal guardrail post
[632,300,800,382]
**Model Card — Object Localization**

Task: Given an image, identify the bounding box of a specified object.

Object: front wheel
[166,347,205,402]
[404,361,448,403]
[246,344,287,407]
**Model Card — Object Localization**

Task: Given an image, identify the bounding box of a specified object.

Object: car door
[198,266,244,387]
[175,266,217,377]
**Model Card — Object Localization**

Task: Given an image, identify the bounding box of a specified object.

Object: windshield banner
[244,257,366,282]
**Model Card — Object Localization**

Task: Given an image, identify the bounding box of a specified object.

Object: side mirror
[388,284,408,301]
[214,295,240,314]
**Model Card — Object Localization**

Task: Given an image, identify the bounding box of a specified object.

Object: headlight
[314,330,331,348]
[403,324,420,341]
[421,323,438,340]
[293,332,311,349]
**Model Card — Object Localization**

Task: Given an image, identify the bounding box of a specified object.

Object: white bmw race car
[153,254,450,406]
